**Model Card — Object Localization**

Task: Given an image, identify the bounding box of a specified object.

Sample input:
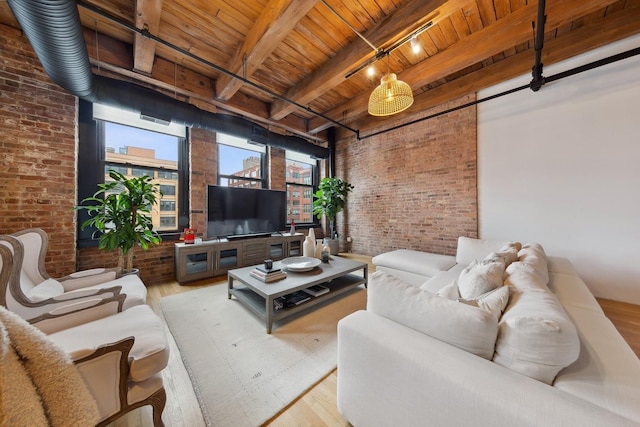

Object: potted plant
[312,177,354,255]
[76,170,163,274]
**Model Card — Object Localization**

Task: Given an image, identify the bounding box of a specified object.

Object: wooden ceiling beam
[133,0,164,74]
[268,0,457,120]
[346,4,640,138]
[83,29,320,141]
[215,0,318,101]
[308,0,625,133]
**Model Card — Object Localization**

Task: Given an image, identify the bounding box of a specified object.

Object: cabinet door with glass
[175,244,214,284]
[213,242,243,276]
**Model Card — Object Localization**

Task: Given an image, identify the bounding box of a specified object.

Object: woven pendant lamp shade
[368,73,414,116]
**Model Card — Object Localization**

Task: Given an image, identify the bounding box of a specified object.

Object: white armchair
[0,228,147,322]
[0,236,169,426]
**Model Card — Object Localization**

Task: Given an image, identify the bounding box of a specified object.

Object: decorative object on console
[76,170,163,274]
[183,228,195,244]
[321,241,330,263]
[303,228,315,257]
[315,239,323,259]
[312,177,354,255]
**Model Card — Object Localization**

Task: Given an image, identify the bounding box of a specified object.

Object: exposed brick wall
[335,94,478,257]
[190,127,217,235]
[0,22,479,285]
[76,240,176,286]
[0,24,78,277]
[269,146,286,190]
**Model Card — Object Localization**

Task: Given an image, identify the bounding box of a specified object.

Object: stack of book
[302,284,329,297]
[274,290,311,310]
[250,266,287,282]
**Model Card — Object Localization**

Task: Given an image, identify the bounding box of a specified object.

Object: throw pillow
[0,319,49,426]
[460,285,511,319]
[436,280,460,300]
[494,265,580,385]
[367,271,499,359]
[25,278,65,302]
[482,243,520,268]
[457,259,506,300]
[0,306,100,426]
[518,243,549,284]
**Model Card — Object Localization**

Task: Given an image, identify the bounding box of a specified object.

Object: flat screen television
[207,186,287,240]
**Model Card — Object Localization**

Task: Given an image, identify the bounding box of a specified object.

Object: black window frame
[285,151,319,227]
[77,100,189,246]
[217,141,268,188]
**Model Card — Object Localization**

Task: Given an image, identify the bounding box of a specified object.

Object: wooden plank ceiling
[0,0,639,142]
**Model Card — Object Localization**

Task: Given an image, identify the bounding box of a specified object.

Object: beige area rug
[160,282,366,427]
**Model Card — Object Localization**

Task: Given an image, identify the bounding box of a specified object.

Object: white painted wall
[478,34,640,304]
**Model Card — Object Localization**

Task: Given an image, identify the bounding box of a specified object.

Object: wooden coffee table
[227,256,368,333]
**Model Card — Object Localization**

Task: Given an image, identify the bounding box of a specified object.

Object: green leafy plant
[312,177,354,239]
[76,170,163,273]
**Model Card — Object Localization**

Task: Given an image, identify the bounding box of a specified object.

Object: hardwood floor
[109,254,640,426]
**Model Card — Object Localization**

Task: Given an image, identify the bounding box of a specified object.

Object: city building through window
[86,103,188,235]
[217,133,266,188]
[285,150,317,226]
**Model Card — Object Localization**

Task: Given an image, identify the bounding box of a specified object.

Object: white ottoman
[372,249,457,287]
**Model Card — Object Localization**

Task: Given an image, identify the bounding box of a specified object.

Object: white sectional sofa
[337,237,640,426]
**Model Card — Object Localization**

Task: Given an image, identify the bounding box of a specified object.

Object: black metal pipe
[75,0,358,136]
[359,44,640,140]
[7,0,331,158]
[530,0,547,92]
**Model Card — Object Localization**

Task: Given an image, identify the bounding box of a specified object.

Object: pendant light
[367,56,414,116]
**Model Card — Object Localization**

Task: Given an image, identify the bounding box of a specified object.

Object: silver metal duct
[7,0,329,158]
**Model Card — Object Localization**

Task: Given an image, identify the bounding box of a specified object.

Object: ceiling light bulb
[410,36,420,54]
[367,65,375,77]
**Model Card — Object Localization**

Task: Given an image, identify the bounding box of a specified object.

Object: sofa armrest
[58,268,120,291]
[51,285,122,301]
[74,337,134,421]
[31,294,125,334]
[337,310,638,427]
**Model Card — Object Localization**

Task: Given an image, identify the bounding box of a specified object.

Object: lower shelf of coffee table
[230,273,365,322]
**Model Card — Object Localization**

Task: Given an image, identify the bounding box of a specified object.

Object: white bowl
[281,256,321,272]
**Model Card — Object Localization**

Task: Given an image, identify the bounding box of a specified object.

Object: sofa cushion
[457,259,505,300]
[25,278,65,301]
[367,271,498,359]
[455,236,519,265]
[494,263,580,384]
[48,305,169,382]
[82,274,147,310]
[372,250,457,279]
[553,305,640,423]
[420,264,466,293]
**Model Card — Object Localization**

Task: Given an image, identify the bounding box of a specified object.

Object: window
[160,184,176,196]
[109,165,128,175]
[158,171,178,179]
[77,101,189,245]
[160,201,176,211]
[217,133,266,188]
[285,150,318,225]
[160,216,177,227]
[102,121,183,233]
[131,167,148,177]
